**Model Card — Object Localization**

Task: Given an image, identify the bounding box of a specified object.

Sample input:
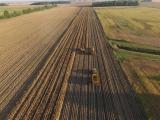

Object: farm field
[119,51,160,120]
[0,6,79,115]
[0,7,146,120]
[96,6,160,120]
[140,2,160,9]
[96,7,160,47]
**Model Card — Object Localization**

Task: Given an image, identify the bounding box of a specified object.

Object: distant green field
[96,7,160,47]
[0,5,42,15]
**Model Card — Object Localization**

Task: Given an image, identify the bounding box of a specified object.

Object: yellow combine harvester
[88,47,95,55]
[91,68,100,86]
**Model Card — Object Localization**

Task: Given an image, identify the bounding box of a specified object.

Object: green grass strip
[109,39,160,56]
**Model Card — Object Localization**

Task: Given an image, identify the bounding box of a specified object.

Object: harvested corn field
[0,6,79,114]
[0,7,146,120]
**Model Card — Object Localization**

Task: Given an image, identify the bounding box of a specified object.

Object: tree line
[30,1,70,5]
[92,1,139,7]
[0,3,8,6]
